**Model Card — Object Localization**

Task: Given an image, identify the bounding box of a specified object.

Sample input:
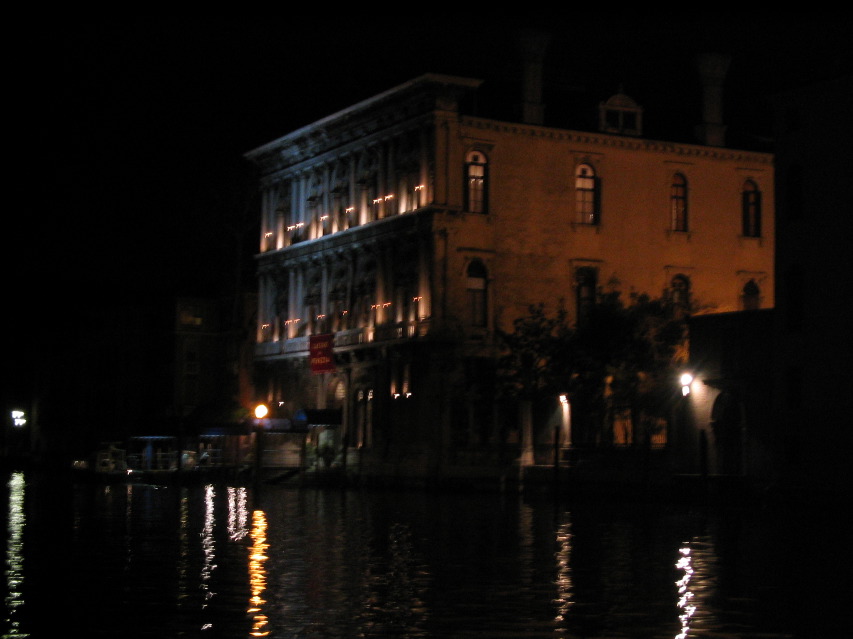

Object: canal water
[2,469,844,638]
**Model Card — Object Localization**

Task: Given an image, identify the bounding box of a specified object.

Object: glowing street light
[253,405,269,487]
[680,373,693,396]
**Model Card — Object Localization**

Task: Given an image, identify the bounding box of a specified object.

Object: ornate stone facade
[245,73,774,482]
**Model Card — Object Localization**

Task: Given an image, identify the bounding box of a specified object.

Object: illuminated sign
[309,334,336,374]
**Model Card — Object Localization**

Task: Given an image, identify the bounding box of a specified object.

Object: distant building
[246,56,774,482]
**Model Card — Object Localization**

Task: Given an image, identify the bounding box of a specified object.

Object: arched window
[742,279,761,310]
[742,180,762,238]
[671,173,689,232]
[575,163,600,225]
[466,260,488,327]
[465,150,488,213]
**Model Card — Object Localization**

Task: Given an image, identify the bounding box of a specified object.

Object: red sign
[309,334,336,374]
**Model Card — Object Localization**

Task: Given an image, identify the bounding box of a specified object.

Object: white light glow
[200,484,216,609]
[5,472,26,635]
[675,546,696,639]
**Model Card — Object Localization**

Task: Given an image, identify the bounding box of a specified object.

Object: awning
[294,408,342,429]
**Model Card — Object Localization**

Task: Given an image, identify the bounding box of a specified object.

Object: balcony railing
[255,320,429,358]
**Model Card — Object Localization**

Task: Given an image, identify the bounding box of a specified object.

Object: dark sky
[7,16,851,405]
[26,17,852,291]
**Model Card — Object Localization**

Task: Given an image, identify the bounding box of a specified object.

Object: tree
[495,301,577,464]
[495,301,576,402]
[497,292,691,450]
[572,291,689,446]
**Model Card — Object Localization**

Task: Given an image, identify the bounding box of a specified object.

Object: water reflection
[553,515,573,625]
[4,472,26,637]
[248,509,269,637]
[228,486,249,541]
[3,471,835,638]
[201,484,216,609]
[675,546,696,638]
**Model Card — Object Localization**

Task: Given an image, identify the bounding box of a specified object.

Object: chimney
[517,30,551,125]
[695,52,732,146]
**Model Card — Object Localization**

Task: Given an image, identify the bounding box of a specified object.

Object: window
[742,279,760,310]
[742,180,762,237]
[575,164,600,224]
[465,150,488,213]
[466,260,488,327]
[670,274,691,318]
[575,266,598,324]
[670,173,689,232]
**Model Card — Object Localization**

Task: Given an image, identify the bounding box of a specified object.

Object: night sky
[7,16,851,408]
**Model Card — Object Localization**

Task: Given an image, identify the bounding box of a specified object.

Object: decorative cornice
[246,74,481,174]
[460,117,774,165]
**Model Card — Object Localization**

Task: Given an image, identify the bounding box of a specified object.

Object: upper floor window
[670,173,689,232]
[575,164,600,225]
[466,260,488,327]
[741,179,762,238]
[465,150,488,213]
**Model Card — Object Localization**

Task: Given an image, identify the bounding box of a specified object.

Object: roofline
[245,73,483,159]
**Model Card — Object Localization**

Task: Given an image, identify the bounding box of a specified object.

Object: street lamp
[554,394,572,489]
[253,404,269,486]
[680,373,693,396]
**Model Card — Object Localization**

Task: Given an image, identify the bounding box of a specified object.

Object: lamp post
[555,394,571,490]
[253,404,268,487]
[680,373,693,396]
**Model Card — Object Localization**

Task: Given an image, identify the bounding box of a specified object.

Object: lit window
[466,260,488,327]
[741,179,762,237]
[465,150,488,213]
[671,173,689,232]
[575,164,600,225]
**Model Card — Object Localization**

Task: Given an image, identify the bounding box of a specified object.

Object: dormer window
[599,89,643,136]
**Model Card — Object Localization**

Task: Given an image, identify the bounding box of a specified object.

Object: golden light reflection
[5,472,26,637]
[675,546,696,639]
[248,509,269,637]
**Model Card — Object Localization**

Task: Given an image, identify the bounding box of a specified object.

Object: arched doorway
[710,391,743,475]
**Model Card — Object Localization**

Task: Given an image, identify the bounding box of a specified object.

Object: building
[245,56,774,484]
